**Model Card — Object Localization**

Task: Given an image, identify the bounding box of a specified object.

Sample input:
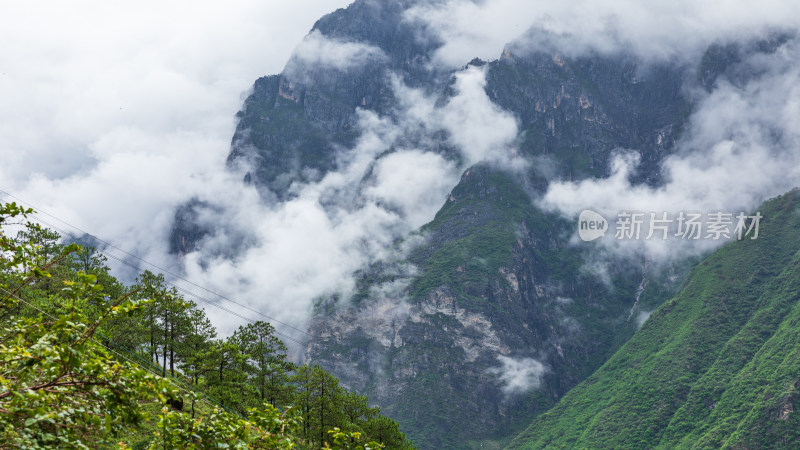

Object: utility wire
[29,213,306,346]
[0,189,312,344]
[93,245,306,346]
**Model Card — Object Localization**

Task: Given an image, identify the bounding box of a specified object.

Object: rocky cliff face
[170,0,793,447]
[225,0,444,200]
[306,163,692,448]
[486,46,689,185]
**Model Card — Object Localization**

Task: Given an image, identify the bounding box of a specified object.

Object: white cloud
[405,0,535,68]
[438,66,524,169]
[635,310,653,329]
[179,64,526,336]
[0,0,351,223]
[289,30,387,71]
[366,150,457,228]
[389,65,525,170]
[488,355,547,396]
[406,0,800,65]
[540,39,800,261]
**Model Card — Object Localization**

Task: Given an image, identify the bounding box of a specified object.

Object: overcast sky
[0,1,360,339]
[0,0,349,246]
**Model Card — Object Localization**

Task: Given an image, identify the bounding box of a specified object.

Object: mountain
[509,189,800,448]
[306,165,686,448]
[222,0,442,202]
[168,0,797,448]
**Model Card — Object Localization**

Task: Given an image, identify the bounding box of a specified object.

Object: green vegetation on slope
[318,166,683,450]
[0,202,413,449]
[510,189,800,449]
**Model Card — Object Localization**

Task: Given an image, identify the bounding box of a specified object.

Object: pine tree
[293,365,347,448]
[232,320,296,409]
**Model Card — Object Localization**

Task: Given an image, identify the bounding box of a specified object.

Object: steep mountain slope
[308,165,683,448]
[167,0,797,447]
[224,0,442,200]
[510,189,800,449]
[171,0,708,255]
[485,45,689,185]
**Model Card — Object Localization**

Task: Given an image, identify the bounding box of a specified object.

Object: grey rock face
[307,165,682,448]
[227,0,445,199]
[169,1,794,446]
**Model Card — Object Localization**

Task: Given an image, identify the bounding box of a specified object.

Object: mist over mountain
[5,0,800,448]
[163,1,800,448]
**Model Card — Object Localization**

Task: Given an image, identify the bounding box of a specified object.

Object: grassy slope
[509,189,800,449]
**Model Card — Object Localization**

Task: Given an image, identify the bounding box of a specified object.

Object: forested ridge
[509,190,800,448]
[0,202,413,449]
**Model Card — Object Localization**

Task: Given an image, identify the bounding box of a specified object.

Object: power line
[0,189,312,343]
[96,247,306,346]
[26,212,306,346]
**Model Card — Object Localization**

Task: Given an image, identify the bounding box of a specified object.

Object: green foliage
[0,202,413,449]
[0,204,177,448]
[0,307,173,448]
[323,428,383,450]
[292,365,413,449]
[510,190,800,449]
[233,321,296,410]
[147,403,300,449]
[203,338,249,412]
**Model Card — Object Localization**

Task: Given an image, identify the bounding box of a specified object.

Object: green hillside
[510,189,800,448]
[0,202,413,449]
